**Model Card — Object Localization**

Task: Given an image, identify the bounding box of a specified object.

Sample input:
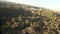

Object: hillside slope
[0,1,60,34]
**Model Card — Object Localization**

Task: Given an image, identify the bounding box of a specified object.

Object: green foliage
[0,2,60,34]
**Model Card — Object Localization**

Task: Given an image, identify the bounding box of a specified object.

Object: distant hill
[0,1,56,18]
[0,1,40,9]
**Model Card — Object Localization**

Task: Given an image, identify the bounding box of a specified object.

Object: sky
[0,0,60,11]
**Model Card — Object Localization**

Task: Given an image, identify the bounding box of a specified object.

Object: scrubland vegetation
[0,2,60,34]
